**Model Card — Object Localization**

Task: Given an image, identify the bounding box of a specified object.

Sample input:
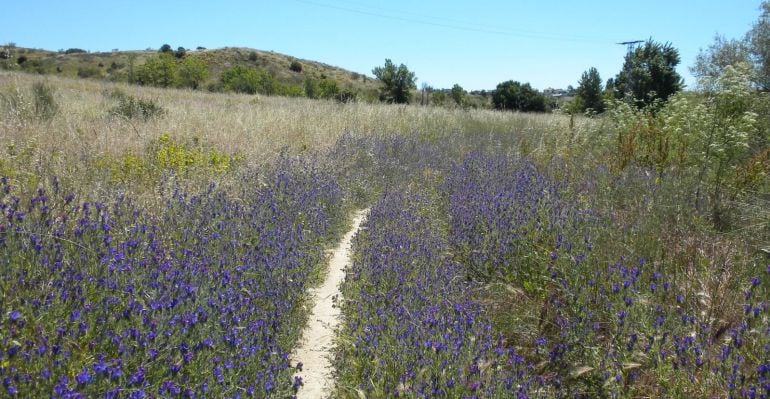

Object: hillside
[0,44,382,99]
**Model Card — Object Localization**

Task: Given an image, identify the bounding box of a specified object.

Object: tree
[575,67,604,113]
[492,80,547,112]
[177,56,208,89]
[420,82,432,106]
[613,39,683,108]
[748,1,770,90]
[159,44,172,53]
[372,59,416,104]
[691,35,752,91]
[135,54,177,87]
[450,83,465,106]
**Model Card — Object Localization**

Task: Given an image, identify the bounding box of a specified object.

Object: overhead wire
[291,0,611,44]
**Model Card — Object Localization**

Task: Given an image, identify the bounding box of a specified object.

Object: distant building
[543,87,567,97]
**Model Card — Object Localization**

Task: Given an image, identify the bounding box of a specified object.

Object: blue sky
[1,1,764,91]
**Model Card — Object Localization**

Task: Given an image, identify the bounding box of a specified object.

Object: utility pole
[617,40,643,103]
[617,40,643,54]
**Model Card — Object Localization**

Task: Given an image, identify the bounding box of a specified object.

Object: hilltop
[0,44,382,100]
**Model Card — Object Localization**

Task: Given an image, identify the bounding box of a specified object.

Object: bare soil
[292,209,368,399]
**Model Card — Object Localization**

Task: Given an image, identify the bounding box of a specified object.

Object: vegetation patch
[107,90,166,121]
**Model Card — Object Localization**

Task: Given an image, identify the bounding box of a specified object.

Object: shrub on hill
[77,65,102,79]
[220,65,276,95]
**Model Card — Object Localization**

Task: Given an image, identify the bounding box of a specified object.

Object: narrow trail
[293,209,368,399]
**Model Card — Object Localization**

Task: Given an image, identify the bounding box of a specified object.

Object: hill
[0,44,382,100]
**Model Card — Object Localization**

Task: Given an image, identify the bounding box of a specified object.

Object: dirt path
[293,209,368,399]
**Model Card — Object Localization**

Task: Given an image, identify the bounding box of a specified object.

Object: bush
[64,48,87,54]
[0,81,58,124]
[289,60,302,72]
[317,78,339,99]
[31,81,58,120]
[77,65,102,78]
[303,77,317,98]
[220,65,276,95]
[335,89,356,103]
[248,51,258,62]
[150,133,236,174]
[16,55,26,65]
[275,83,303,97]
[109,92,166,120]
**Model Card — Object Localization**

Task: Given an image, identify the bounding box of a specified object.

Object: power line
[291,0,611,44]
[330,0,603,40]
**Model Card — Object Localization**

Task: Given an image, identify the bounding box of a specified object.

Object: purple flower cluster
[0,157,343,398]
[443,151,770,397]
[335,191,533,398]
[444,151,582,286]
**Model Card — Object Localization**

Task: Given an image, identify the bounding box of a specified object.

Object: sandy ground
[292,209,368,399]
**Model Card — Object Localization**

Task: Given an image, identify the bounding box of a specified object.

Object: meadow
[1,71,768,398]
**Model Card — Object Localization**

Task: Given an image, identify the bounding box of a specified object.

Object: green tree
[450,83,465,106]
[159,44,172,53]
[135,54,177,87]
[575,67,604,113]
[613,39,683,108]
[748,1,770,90]
[691,35,752,90]
[492,80,547,112]
[372,59,417,104]
[177,56,208,89]
[220,65,275,95]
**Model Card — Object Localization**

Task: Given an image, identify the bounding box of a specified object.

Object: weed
[109,93,165,120]
[30,81,58,120]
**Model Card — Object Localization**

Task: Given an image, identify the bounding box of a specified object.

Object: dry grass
[0,71,588,192]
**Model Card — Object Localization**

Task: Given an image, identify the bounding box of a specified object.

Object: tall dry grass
[0,71,594,195]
